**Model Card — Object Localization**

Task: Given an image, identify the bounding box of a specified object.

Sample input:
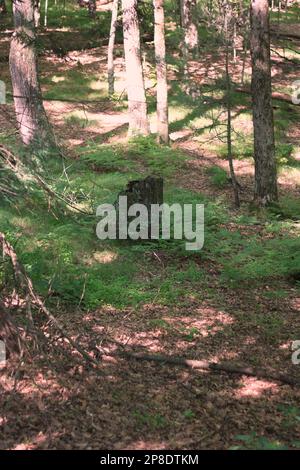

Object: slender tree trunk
[225,30,240,208]
[180,0,198,55]
[153,0,169,144]
[0,0,7,15]
[9,0,55,148]
[88,0,96,16]
[107,0,119,96]
[250,0,278,205]
[44,0,48,27]
[121,0,149,136]
[34,0,40,28]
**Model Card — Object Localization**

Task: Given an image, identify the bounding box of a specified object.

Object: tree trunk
[9,0,55,148]
[250,0,278,205]
[181,0,198,55]
[44,0,49,27]
[34,0,40,28]
[0,0,7,15]
[154,0,169,144]
[88,0,96,17]
[224,3,240,208]
[107,0,119,96]
[121,0,149,136]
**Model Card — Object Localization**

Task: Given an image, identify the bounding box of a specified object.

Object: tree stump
[115,176,163,239]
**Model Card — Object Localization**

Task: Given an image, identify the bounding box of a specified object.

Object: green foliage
[276,143,294,164]
[205,166,229,188]
[220,237,300,285]
[64,115,96,129]
[231,433,288,450]
[80,136,187,178]
[183,409,196,419]
[133,411,167,430]
[269,197,300,220]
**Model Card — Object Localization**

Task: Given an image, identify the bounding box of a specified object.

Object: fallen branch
[270,29,300,41]
[235,86,295,106]
[271,47,300,65]
[117,350,300,387]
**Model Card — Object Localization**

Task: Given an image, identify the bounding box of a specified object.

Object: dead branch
[270,29,300,41]
[270,47,300,66]
[235,86,296,106]
[0,232,99,368]
[117,350,300,387]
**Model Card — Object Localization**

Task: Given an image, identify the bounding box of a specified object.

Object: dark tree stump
[115,176,163,239]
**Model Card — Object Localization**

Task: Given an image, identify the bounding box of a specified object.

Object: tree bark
[9,0,56,148]
[250,0,278,205]
[121,0,149,136]
[154,0,169,144]
[107,0,119,96]
[181,0,198,55]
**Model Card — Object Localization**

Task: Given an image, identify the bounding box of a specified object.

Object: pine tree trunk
[181,0,198,55]
[154,0,169,144]
[250,0,278,205]
[107,0,119,96]
[9,0,55,148]
[122,0,149,136]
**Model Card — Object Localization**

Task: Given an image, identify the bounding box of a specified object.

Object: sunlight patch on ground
[278,168,300,188]
[121,331,165,353]
[13,432,48,450]
[89,80,107,91]
[123,440,167,450]
[52,75,66,83]
[235,377,279,398]
[85,250,119,265]
[290,297,300,311]
[279,341,292,350]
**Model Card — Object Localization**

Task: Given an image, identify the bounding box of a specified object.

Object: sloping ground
[1,14,300,451]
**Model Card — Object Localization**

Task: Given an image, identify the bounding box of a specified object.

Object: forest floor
[1,5,300,450]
